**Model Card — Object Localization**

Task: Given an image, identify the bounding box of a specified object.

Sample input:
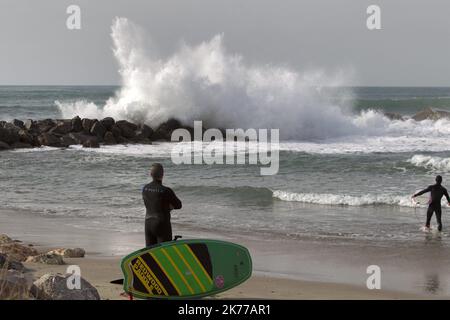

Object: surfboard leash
[411,198,423,225]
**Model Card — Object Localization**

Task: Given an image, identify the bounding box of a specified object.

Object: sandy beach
[23,255,427,300]
[1,208,445,300]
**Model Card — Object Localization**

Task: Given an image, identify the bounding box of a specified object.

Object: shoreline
[1,208,447,299]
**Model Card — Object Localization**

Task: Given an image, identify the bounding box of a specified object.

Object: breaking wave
[272,190,418,207]
[408,155,450,171]
[53,17,369,140]
[56,17,450,143]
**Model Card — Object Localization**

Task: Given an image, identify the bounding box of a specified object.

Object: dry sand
[23,253,427,300]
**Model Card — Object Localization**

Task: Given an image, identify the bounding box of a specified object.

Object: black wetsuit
[142,180,182,246]
[414,184,450,231]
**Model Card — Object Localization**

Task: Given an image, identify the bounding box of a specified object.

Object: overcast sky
[1,0,450,86]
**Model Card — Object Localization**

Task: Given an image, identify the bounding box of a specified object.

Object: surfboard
[120,239,252,299]
[413,190,431,206]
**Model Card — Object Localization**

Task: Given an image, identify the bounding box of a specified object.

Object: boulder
[435,110,450,119]
[90,121,107,139]
[35,119,56,133]
[18,129,34,144]
[100,117,115,131]
[25,253,65,265]
[0,242,38,261]
[0,125,20,144]
[24,119,35,131]
[0,141,10,151]
[118,126,136,139]
[116,120,138,131]
[110,125,130,143]
[12,119,24,128]
[103,131,116,145]
[412,107,450,121]
[82,137,100,148]
[0,270,29,299]
[111,124,122,138]
[30,273,100,300]
[60,134,77,147]
[49,120,73,135]
[116,120,137,139]
[153,118,182,141]
[68,132,92,145]
[0,253,25,271]
[3,122,21,131]
[115,135,130,144]
[82,118,97,133]
[0,234,13,244]
[37,133,63,147]
[47,248,85,258]
[71,116,83,132]
[135,124,153,141]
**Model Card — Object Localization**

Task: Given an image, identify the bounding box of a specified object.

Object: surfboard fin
[110,278,124,285]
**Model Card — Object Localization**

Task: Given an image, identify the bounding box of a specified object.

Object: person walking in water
[142,163,182,246]
[412,175,450,232]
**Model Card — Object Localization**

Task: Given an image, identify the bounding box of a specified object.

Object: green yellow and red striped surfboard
[120,239,252,299]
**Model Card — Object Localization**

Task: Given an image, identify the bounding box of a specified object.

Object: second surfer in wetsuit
[142,163,182,247]
[412,175,450,232]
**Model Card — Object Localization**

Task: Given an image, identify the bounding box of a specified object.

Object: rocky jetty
[0,116,190,151]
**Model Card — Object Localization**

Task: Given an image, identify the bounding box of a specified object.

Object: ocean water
[2,85,450,247]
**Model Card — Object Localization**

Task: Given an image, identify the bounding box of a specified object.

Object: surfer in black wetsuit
[412,175,450,232]
[142,163,182,246]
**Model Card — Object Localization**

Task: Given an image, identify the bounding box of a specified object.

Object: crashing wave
[407,154,450,171]
[56,17,450,145]
[272,190,419,207]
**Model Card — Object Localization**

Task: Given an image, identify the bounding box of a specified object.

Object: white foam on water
[408,155,450,171]
[16,139,450,157]
[56,17,361,140]
[278,135,450,154]
[272,190,419,207]
[68,143,174,158]
[67,140,269,160]
[10,146,60,153]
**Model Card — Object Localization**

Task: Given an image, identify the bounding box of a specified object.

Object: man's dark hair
[436,175,443,185]
[150,163,164,180]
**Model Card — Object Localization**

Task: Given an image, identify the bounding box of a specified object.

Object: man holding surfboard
[142,163,182,246]
[412,175,450,232]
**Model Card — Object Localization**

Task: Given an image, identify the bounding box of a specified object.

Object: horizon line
[3,84,450,88]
